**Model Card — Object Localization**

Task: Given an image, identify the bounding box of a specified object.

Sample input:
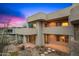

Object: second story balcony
[43,26,74,35]
[10,28,37,35]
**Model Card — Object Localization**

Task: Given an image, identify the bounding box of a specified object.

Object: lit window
[48,22,56,27]
[62,22,69,26]
[33,24,36,27]
[60,36,65,39]
[59,36,65,42]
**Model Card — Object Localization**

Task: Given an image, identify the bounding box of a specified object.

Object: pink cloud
[0,15,26,27]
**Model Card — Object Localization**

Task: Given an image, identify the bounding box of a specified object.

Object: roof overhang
[47,7,71,20]
[27,12,47,22]
[27,5,73,22]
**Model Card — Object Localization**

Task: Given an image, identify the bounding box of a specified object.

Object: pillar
[68,35,74,55]
[27,35,29,43]
[15,34,18,43]
[23,35,27,44]
[18,35,22,43]
[36,21,44,46]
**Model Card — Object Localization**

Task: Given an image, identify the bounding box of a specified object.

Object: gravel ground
[1,43,70,56]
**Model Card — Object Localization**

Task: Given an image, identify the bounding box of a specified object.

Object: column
[23,35,27,44]
[35,21,44,46]
[15,34,18,43]
[18,35,22,43]
[68,35,74,55]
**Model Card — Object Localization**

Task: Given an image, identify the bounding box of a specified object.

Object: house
[0,3,79,54]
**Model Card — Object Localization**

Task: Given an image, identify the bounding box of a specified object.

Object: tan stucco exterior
[1,4,79,54]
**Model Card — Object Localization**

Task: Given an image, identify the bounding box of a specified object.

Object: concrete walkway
[45,43,70,54]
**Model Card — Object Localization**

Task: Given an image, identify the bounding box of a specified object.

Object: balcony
[0,28,13,34]
[12,28,37,35]
[43,26,74,35]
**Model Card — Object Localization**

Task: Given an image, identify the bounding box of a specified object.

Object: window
[7,29,12,33]
[28,23,36,28]
[33,24,36,27]
[59,36,65,42]
[29,35,36,44]
[59,36,68,43]
[28,23,33,28]
[48,22,56,27]
[62,22,69,26]
[56,22,61,26]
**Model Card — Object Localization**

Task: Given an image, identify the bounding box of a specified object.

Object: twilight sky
[0,3,72,27]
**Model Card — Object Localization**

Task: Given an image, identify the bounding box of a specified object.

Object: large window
[28,23,33,28]
[62,22,69,26]
[45,21,69,27]
[45,22,56,27]
[33,24,36,28]
[44,34,68,44]
[44,34,57,44]
[6,29,13,33]
[29,35,36,44]
[58,36,68,43]
[28,23,36,28]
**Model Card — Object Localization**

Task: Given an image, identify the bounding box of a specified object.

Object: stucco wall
[69,5,79,22]
[43,26,74,35]
[27,12,47,22]
[47,7,71,20]
[12,28,37,35]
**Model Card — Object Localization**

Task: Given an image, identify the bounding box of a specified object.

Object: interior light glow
[33,24,36,27]
[62,22,69,26]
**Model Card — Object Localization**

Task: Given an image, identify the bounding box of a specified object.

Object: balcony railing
[43,26,74,35]
[13,28,37,35]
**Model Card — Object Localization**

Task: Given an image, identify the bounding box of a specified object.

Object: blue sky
[0,3,72,18]
[0,3,72,27]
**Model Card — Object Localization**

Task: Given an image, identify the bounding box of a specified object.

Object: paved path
[45,43,70,54]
